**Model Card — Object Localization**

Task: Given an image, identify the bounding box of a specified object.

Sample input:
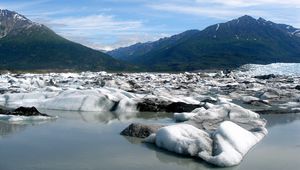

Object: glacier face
[238,63,300,76]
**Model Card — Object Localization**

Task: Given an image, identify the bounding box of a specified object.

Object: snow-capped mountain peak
[0,9,40,38]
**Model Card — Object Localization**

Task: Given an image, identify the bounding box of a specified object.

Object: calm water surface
[0,111,300,170]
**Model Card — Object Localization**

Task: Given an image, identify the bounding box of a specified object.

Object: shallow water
[0,111,299,170]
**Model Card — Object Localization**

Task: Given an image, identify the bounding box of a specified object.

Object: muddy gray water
[0,111,299,170]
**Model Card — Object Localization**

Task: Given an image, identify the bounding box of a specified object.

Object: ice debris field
[0,63,300,166]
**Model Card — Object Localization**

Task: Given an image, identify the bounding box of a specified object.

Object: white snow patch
[216,24,220,31]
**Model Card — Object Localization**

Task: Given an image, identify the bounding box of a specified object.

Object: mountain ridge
[108,15,300,71]
[0,9,136,71]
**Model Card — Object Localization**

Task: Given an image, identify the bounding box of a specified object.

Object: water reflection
[0,109,299,170]
[0,119,56,138]
[262,113,300,128]
[144,143,217,170]
[121,112,300,170]
[42,109,173,124]
[0,121,27,138]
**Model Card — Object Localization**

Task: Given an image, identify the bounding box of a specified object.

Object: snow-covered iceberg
[145,120,267,167]
[0,88,139,113]
[145,101,268,167]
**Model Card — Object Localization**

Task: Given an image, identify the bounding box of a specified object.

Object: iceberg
[145,124,212,156]
[145,101,268,167]
[145,121,267,167]
[0,88,139,113]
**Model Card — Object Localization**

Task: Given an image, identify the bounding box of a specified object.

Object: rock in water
[0,106,55,122]
[120,123,164,138]
[0,106,50,117]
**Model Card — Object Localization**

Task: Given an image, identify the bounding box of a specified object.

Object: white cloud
[82,33,168,51]
[204,0,300,7]
[148,3,267,19]
[46,15,143,32]
[61,32,168,51]
[37,14,168,50]
[0,0,50,11]
[1,0,299,50]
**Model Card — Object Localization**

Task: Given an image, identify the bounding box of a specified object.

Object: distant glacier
[238,63,300,76]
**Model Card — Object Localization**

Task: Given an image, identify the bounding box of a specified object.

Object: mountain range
[0,9,135,71]
[1,9,300,72]
[108,15,300,71]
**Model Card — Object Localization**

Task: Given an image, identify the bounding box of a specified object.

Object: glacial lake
[0,111,300,170]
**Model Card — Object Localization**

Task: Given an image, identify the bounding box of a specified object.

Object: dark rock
[0,106,50,117]
[255,109,300,114]
[127,80,141,89]
[137,99,170,112]
[223,69,232,75]
[137,99,202,113]
[109,101,120,112]
[244,100,270,106]
[165,102,202,113]
[295,85,300,90]
[116,73,125,76]
[201,98,217,104]
[120,123,164,138]
[254,74,276,80]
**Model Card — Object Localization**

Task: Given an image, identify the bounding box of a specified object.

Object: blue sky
[1,0,299,50]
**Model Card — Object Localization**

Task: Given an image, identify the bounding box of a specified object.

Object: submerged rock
[121,123,164,138]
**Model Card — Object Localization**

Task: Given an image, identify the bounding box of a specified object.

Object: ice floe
[145,120,267,167]
[0,63,299,166]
